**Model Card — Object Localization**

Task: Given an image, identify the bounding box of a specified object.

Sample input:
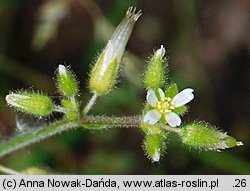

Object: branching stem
[0,115,179,158]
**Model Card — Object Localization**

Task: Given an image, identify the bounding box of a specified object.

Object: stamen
[156,97,174,114]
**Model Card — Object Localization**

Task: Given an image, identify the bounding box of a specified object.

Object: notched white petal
[143,109,161,125]
[165,112,181,127]
[146,90,158,107]
[172,88,194,107]
[158,88,165,100]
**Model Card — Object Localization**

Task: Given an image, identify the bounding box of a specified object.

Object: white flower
[143,88,194,127]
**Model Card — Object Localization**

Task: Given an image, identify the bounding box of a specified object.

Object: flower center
[156,97,175,114]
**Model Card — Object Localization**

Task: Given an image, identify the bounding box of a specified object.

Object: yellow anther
[156,97,174,114]
[161,97,166,101]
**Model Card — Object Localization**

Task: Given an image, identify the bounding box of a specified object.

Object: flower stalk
[82,93,98,115]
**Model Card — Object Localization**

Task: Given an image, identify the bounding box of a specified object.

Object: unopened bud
[6,92,54,116]
[89,7,141,95]
[180,122,243,151]
[144,45,167,90]
[56,65,78,97]
[144,134,165,162]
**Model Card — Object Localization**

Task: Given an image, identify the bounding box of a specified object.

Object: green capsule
[144,45,167,90]
[6,92,54,116]
[180,122,243,151]
[56,65,78,97]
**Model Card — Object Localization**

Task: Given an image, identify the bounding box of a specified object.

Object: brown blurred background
[0,0,249,174]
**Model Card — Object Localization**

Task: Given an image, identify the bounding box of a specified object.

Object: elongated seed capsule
[89,7,142,95]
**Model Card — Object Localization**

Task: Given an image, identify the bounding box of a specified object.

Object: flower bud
[6,92,54,116]
[144,134,165,162]
[89,7,141,95]
[180,122,243,151]
[56,65,78,97]
[144,45,167,90]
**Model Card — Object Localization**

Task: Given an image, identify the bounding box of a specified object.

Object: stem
[70,96,77,108]
[82,115,141,128]
[0,165,22,175]
[82,93,98,115]
[0,120,77,158]
[0,115,180,158]
[161,125,181,134]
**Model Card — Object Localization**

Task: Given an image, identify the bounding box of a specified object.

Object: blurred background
[0,0,249,174]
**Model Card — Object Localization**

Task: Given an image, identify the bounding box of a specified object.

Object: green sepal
[6,92,54,116]
[180,122,243,151]
[173,106,187,115]
[56,65,78,97]
[165,83,178,98]
[165,84,187,115]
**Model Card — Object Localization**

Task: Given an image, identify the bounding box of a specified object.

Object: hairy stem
[0,115,178,158]
[82,115,141,128]
[0,120,76,158]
